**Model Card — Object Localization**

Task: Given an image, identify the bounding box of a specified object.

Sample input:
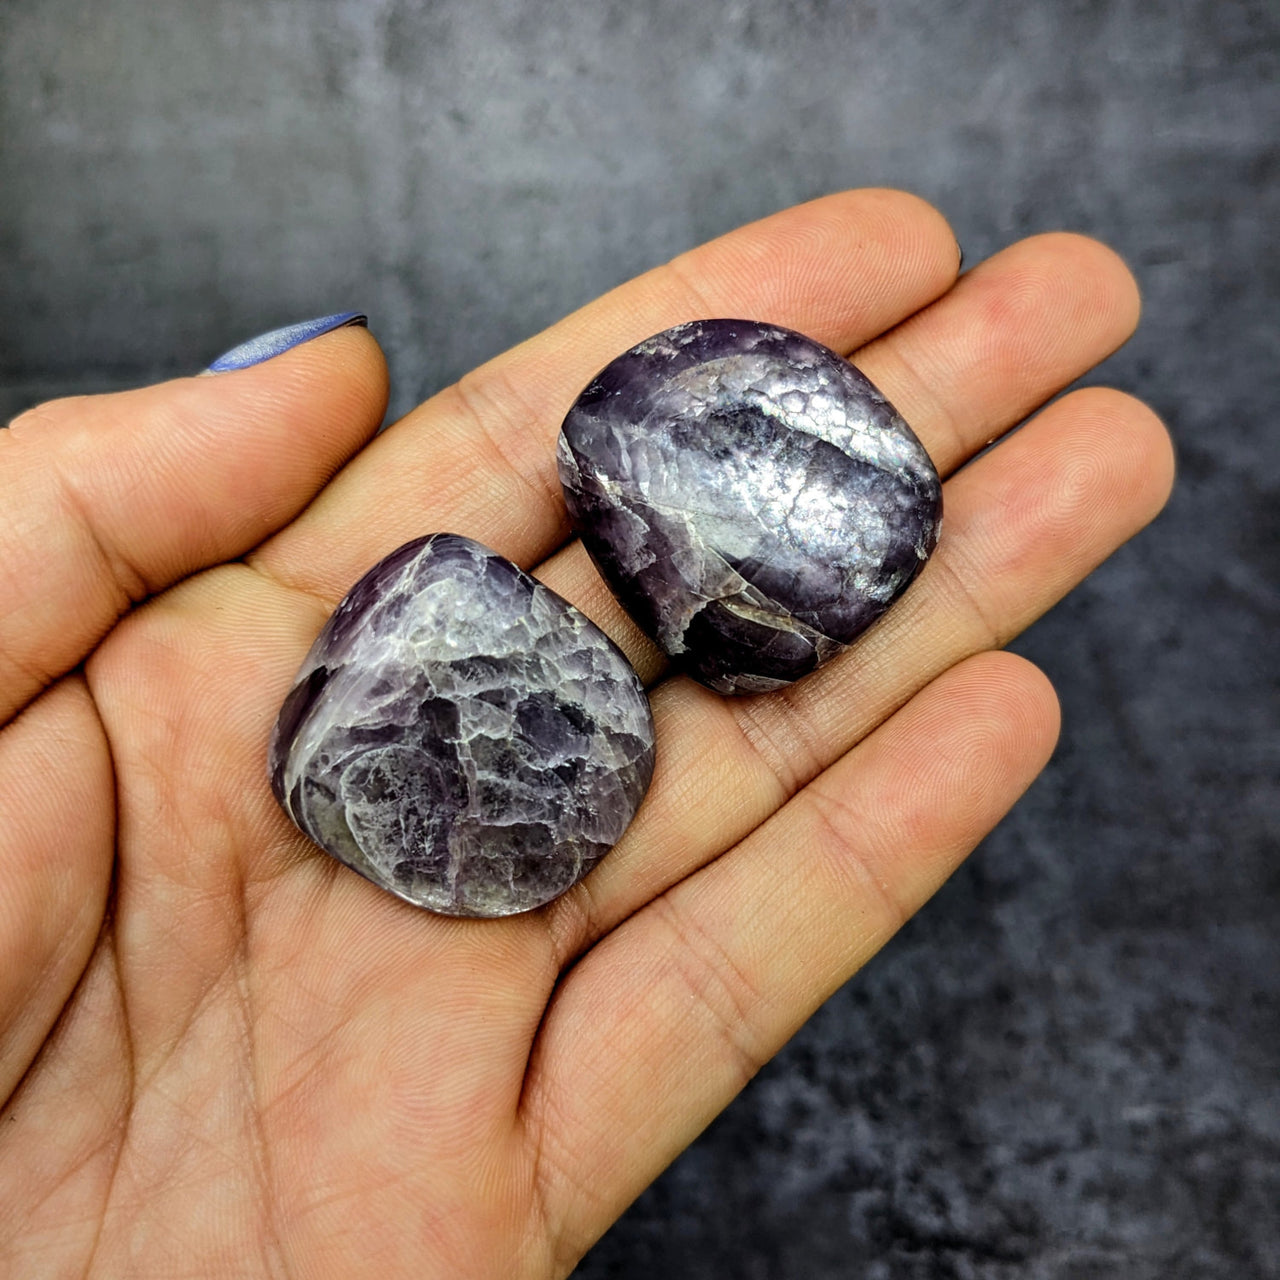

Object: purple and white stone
[269,534,655,917]
[557,319,942,694]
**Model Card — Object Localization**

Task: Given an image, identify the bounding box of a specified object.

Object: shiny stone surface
[557,318,943,693]
[269,534,655,917]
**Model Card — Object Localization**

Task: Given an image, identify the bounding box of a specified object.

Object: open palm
[0,191,1172,1278]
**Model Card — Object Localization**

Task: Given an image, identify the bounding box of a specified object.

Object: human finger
[856,230,1141,475]
[0,677,114,1100]
[525,650,1060,1267]
[532,230,1145,683]
[543,387,1173,951]
[250,189,961,602]
[0,325,387,726]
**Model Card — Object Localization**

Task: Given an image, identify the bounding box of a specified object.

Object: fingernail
[204,311,368,373]
[957,242,966,271]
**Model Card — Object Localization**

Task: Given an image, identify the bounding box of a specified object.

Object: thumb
[0,315,388,726]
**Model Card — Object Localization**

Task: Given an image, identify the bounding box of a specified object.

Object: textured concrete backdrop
[2,1,1277,1276]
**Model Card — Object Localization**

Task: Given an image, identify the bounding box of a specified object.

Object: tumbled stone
[269,534,655,917]
[557,318,942,694]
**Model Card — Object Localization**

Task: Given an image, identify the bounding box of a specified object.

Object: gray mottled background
[2,1,1277,1275]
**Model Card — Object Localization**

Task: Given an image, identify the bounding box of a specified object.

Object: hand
[0,191,1172,1278]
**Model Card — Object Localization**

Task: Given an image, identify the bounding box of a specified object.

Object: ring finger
[533,233,1162,951]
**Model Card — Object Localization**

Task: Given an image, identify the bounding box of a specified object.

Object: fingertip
[673,187,961,350]
[206,321,390,437]
[913,649,1061,792]
[848,186,957,252]
[304,322,391,421]
[968,648,1063,773]
[869,650,1062,868]
[1106,388,1177,518]
[182,321,390,500]
[853,186,961,294]
[1053,386,1176,528]
[0,317,395,726]
[796,187,961,326]
[1021,231,1143,345]
[809,185,955,244]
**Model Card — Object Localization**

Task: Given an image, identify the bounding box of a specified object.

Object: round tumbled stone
[557,318,942,694]
[268,534,655,917]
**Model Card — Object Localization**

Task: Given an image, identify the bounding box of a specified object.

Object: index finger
[249,189,961,603]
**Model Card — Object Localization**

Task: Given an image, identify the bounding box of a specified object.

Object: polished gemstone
[269,534,655,917]
[557,319,942,694]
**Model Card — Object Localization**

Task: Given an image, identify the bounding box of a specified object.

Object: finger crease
[803,784,911,933]
[728,689,831,800]
[651,893,770,1089]
[926,541,1009,652]
[660,251,724,320]
[52,466,152,607]
[860,339,967,476]
[444,376,568,534]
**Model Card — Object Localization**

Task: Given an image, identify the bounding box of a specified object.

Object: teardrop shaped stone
[557,319,942,694]
[269,534,655,917]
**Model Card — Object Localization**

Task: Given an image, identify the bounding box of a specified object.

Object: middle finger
[537,230,1143,680]
[544,383,1173,957]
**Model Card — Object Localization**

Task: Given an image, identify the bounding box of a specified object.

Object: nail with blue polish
[205,311,368,373]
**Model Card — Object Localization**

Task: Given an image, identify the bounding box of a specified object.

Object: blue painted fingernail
[205,311,368,373]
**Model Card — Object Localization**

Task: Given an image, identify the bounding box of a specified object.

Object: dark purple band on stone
[269,534,655,917]
[557,319,942,694]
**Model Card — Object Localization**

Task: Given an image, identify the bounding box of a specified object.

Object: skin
[0,190,1174,1279]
